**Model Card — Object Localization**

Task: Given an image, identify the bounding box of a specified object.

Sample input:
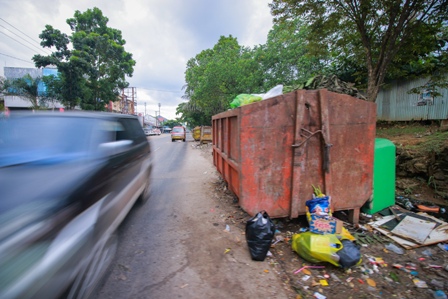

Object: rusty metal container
[200,126,212,144]
[212,89,376,224]
[193,126,201,141]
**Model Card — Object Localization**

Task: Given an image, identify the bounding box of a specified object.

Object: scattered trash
[245,211,276,261]
[293,265,325,275]
[302,275,311,281]
[273,235,284,245]
[330,273,341,282]
[433,290,448,299]
[385,243,405,254]
[224,224,230,232]
[389,271,400,282]
[319,279,328,286]
[417,204,443,213]
[422,249,434,256]
[369,212,448,249]
[430,279,445,289]
[438,243,448,251]
[413,278,428,288]
[313,291,327,299]
[366,278,376,287]
[224,248,231,254]
[302,268,312,275]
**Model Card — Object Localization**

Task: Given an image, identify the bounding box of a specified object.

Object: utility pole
[158,103,161,125]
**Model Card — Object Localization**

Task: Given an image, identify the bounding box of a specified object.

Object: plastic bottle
[437,243,448,251]
[433,290,447,299]
[385,243,405,254]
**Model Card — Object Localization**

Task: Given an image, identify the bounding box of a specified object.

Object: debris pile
[284,75,367,100]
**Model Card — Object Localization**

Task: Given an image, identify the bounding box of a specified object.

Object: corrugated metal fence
[376,78,448,121]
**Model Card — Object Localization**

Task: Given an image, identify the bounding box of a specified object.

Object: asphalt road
[95,133,291,299]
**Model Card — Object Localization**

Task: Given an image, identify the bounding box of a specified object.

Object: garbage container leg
[348,208,360,225]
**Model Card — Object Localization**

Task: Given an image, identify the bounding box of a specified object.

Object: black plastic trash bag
[245,211,276,261]
[337,239,362,268]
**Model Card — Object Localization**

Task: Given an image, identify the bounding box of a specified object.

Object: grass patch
[406,131,448,153]
[376,121,448,154]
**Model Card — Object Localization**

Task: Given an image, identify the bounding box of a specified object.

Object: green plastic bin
[362,138,396,214]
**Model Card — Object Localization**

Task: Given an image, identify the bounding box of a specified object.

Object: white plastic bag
[262,84,283,100]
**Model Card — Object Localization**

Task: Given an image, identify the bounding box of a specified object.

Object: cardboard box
[308,214,343,235]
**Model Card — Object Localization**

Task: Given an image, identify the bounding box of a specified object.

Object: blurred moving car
[143,126,161,136]
[0,111,153,299]
[171,126,186,142]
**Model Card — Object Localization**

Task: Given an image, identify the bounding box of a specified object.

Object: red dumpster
[212,89,376,224]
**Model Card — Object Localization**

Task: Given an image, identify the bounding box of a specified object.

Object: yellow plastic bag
[292,232,342,267]
[292,231,361,268]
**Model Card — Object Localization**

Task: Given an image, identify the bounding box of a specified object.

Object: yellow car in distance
[171,126,186,142]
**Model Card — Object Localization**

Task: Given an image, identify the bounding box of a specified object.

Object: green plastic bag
[230,94,262,109]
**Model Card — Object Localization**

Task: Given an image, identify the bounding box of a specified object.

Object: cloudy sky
[0,0,274,119]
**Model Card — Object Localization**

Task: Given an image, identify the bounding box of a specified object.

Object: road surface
[95,133,292,299]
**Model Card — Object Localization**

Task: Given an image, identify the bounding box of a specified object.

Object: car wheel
[171,139,174,142]
[137,172,151,205]
[67,233,118,299]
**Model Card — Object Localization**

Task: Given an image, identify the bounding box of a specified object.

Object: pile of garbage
[284,75,367,100]
[245,186,362,269]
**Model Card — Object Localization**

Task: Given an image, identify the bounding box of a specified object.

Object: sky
[0,0,274,120]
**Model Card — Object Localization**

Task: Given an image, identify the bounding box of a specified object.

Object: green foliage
[181,35,265,126]
[254,18,328,89]
[163,119,183,128]
[269,0,448,101]
[3,75,47,109]
[33,7,136,110]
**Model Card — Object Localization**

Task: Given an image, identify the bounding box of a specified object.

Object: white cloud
[0,0,273,120]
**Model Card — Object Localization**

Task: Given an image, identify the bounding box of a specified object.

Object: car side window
[118,118,146,144]
[97,120,125,143]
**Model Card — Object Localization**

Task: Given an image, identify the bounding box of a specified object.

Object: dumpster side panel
[290,89,376,223]
[212,110,241,197]
[238,94,297,217]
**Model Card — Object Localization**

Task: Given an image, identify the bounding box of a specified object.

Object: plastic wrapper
[245,211,276,261]
[306,196,331,216]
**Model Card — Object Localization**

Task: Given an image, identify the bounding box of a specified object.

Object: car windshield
[0,116,96,166]
[172,127,183,133]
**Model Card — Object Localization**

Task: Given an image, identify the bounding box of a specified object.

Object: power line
[139,87,183,94]
[0,52,34,64]
[0,24,49,55]
[0,31,43,56]
[0,18,49,53]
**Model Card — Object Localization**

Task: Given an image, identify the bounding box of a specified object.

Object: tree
[182,35,264,125]
[3,75,47,110]
[254,18,328,90]
[33,7,136,110]
[269,0,448,101]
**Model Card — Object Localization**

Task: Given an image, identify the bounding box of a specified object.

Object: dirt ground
[195,123,448,299]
